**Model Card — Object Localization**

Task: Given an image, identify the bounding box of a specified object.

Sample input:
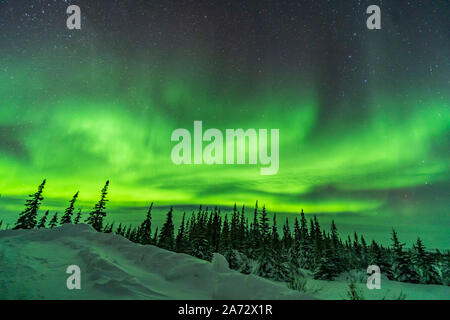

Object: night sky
[0,1,448,248]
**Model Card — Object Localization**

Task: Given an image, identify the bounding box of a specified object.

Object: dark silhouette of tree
[152,227,159,244]
[391,229,419,283]
[175,212,189,253]
[48,212,59,228]
[413,237,441,284]
[73,209,82,224]
[103,223,114,233]
[14,179,46,230]
[60,192,79,224]
[115,223,124,236]
[158,207,175,250]
[86,181,109,231]
[138,202,153,245]
[314,242,340,280]
[37,210,49,229]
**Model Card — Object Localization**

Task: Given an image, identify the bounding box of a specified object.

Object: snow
[0,224,314,300]
[0,224,448,300]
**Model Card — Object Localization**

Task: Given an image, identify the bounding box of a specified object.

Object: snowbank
[0,224,315,300]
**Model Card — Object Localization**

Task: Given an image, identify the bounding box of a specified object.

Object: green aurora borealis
[0,1,448,248]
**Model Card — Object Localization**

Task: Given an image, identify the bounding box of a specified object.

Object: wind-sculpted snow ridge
[0,224,316,300]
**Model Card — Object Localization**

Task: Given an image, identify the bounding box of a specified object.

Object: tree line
[3,179,449,286]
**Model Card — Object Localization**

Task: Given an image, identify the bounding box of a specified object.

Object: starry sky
[0,1,448,248]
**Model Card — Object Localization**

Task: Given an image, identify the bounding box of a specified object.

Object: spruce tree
[48,213,59,228]
[238,205,246,252]
[282,218,292,250]
[328,220,344,272]
[190,209,213,261]
[299,210,309,241]
[60,192,79,224]
[138,202,153,245]
[175,212,189,253]
[219,217,239,269]
[250,201,260,254]
[271,214,280,249]
[413,238,441,284]
[115,223,124,236]
[104,223,114,233]
[391,229,419,283]
[129,227,137,242]
[313,242,340,280]
[73,209,82,224]
[158,207,175,250]
[256,206,281,280]
[152,227,158,244]
[259,205,270,242]
[14,179,46,229]
[86,181,109,232]
[219,215,230,254]
[37,210,49,229]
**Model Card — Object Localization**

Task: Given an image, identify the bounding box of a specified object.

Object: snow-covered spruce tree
[191,233,213,262]
[48,212,59,228]
[255,206,274,278]
[224,239,240,270]
[255,206,294,282]
[369,240,393,279]
[73,209,82,224]
[219,214,230,254]
[158,207,175,251]
[413,238,441,284]
[282,218,293,252]
[175,212,190,253]
[37,210,49,229]
[271,214,280,252]
[309,216,324,270]
[230,203,240,249]
[187,209,213,262]
[14,179,46,230]
[238,205,247,253]
[390,229,419,283]
[435,249,450,286]
[360,236,369,268]
[247,201,260,260]
[138,202,153,245]
[297,211,313,269]
[86,181,109,232]
[207,210,221,253]
[351,232,362,268]
[329,220,345,272]
[239,256,253,275]
[313,242,340,280]
[60,191,79,224]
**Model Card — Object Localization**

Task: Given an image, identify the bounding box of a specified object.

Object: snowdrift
[0,224,315,300]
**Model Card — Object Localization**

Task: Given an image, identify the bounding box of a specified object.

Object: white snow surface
[0,224,315,300]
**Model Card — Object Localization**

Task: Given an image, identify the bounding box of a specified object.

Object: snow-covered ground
[0,224,448,300]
